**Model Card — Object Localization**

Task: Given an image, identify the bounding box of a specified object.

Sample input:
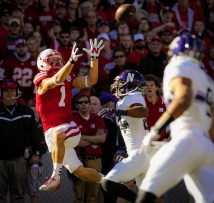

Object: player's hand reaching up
[83,38,105,59]
[70,42,83,63]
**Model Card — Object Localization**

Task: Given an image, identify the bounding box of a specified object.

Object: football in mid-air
[115,4,136,22]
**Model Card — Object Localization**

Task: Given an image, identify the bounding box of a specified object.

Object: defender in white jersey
[99,70,152,202]
[136,34,214,203]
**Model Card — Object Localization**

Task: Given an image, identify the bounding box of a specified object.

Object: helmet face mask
[37,49,64,72]
[110,70,145,98]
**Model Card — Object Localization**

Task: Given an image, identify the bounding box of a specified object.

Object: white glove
[143,130,158,147]
[138,130,157,154]
[83,38,105,58]
[70,42,83,62]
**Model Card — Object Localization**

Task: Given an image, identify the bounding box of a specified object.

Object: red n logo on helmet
[92,47,99,54]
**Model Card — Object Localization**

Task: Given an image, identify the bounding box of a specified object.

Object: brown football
[115,4,136,22]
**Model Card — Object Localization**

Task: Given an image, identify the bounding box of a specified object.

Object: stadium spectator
[22,22,35,39]
[70,26,80,44]
[72,94,107,203]
[106,0,125,29]
[1,38,37,103]
[139,35,168,80]
[97,20,111,38]
[144,30,155,51]
[119,34,134,56]
[153,6,178,35]
[0,78,44,203]
[71,1,94,29]
[62,0,80,30]
[94,33,114,95]
[0,18,23,60]
[99,93,119,203]
[52,30,72,62]
[139,0,162,29]
[14,0,38,26]
[204,0,214,41]
[159,26,175,53]
[37,0,54,37]
[49,22,62,43]
[144,74,167,141]
[109,21,131,44]
[32,30,47,51]
[11,8,25,28]
[27,37,40,60]
[172,0,203,32]
[193,20,212,55]
[80,9,99,41]
[0,7,11,38]
[109,47,129,84]
[126,33,149,66]
[54,1,69,25]
[136,17,151,36]
[88,0,108,21]
[90,95,101,114]
[135,9,149,23]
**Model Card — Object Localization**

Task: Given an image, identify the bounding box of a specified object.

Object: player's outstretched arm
[38,42,82,94]
[72,38,105,88]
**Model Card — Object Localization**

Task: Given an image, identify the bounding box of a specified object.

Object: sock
[135,190,157,203]
[51,163,62,179]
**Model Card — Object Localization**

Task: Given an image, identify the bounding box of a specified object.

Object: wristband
[153,112,174,135]
[69,58,75,64]
[117,110,128,116]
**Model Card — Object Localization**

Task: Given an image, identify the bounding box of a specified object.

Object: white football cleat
[39,176,61,192]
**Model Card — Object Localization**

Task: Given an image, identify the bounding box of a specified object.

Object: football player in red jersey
[33,38,104,192]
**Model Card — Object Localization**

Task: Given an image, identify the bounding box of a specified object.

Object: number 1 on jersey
[59,86,66,107]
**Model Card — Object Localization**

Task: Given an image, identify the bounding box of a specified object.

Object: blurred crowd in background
[0,0,213,106]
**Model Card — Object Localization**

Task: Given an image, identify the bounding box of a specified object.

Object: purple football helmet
[168,34,204,61]
[110,70,145,98]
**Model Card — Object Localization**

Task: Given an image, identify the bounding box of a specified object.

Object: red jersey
[34,70,75,132]
[73,113,106,156]
[145,96,167,140]
[2,53,38,102]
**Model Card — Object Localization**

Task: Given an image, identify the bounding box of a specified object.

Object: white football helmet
[37,49,65,72]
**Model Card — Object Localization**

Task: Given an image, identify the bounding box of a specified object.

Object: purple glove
[98,108,117,121]
[113,150,128,164]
